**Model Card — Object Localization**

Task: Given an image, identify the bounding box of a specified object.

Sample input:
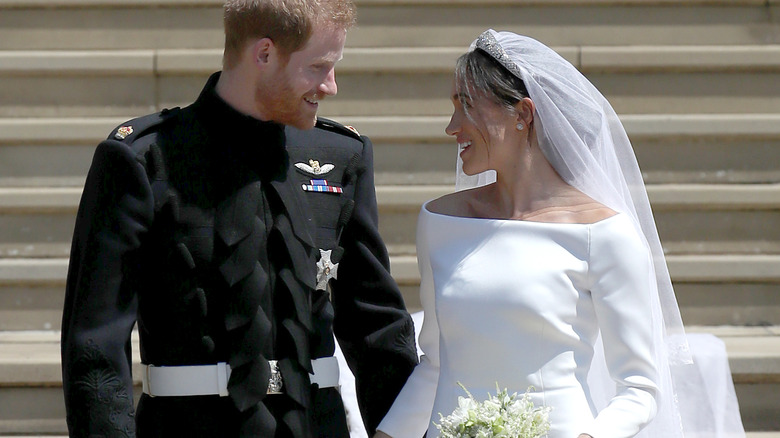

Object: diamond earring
[516,123,524,131]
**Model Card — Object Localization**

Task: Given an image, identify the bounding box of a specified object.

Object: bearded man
[61,1,418,436]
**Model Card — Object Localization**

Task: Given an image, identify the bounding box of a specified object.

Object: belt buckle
[267,360,283,394]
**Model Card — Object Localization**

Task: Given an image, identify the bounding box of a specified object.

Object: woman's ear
[515,97,535,127]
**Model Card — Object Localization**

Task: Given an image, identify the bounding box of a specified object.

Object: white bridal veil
[455,29,744,437]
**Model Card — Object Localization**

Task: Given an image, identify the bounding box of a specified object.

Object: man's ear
[252,37,275,67]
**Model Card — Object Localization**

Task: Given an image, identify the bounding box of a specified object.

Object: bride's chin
[461,162,493,176]
[461,166,480,176]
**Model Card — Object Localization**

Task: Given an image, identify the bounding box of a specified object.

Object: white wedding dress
[378,205,661,438]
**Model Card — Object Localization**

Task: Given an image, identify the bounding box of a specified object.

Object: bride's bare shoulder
[561,192,618,224]
[571,205,618,224]
[426,187,486,217]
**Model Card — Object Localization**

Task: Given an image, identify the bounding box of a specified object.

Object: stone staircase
[1,0,779,435]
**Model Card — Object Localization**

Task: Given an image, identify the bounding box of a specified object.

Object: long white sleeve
[583,219,660,438]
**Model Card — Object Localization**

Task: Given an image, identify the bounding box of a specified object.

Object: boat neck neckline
[422,201,623,226]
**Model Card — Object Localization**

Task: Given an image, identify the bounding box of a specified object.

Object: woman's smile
[458,140,472,155]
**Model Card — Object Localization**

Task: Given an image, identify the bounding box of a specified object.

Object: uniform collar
[194,73,315,249]
[194,71,285,148]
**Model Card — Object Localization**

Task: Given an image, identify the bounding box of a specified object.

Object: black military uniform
[61,72,418,437]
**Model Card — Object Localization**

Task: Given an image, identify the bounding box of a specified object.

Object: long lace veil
[455,30,694,437]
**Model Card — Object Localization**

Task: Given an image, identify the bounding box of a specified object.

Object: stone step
[374,184,780,252]
[366,114,780,185]
[0,326,778,433]
[388,253,780,286]
[391,253,780,326]
[0,184,778,253]
[6,45,780,76]
[1,48,779,117]
[0,0,778,51]
[0,331,140,435]
[0,188,80,249]
[687,326,780,432]
[390,245,780,328]
[2,115,780,186]
[1,250,780,330]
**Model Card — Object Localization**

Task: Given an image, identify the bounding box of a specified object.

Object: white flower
[434,383,551,438]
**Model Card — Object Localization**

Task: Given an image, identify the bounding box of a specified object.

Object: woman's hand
[373,431,392,438]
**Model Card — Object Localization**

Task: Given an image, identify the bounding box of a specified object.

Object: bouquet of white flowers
[434,383,551,438]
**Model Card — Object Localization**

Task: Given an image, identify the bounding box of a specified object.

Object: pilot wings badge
[295,159,335,176]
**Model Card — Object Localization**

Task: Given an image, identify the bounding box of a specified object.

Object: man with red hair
[61,1,417,436]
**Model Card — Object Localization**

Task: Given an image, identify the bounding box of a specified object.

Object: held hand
[373,431,393,438]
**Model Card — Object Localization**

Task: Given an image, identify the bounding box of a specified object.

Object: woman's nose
[445,114,459,136]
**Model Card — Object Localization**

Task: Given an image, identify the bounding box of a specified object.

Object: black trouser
[135,387,349,437]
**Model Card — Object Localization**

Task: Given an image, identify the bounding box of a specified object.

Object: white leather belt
[141,357,339,397]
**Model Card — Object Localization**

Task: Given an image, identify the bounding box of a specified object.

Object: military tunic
[61,72,418,437]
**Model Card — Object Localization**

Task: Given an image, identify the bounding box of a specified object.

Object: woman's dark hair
[453,48,529,113]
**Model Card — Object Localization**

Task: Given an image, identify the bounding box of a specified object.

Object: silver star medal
[316,249,339,291]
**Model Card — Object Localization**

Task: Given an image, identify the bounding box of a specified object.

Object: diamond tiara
[474,30,524,80]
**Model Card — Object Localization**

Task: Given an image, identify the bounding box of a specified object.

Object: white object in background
[336,311,425,437]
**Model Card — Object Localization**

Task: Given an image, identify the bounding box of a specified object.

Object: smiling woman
[373,29,726,438]
[447,89,535,183]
